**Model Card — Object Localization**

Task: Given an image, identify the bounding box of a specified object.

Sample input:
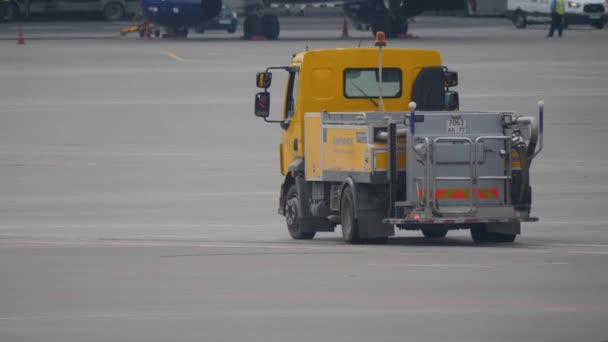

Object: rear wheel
[341,186,360,244]
[513,11,527,29]
[422,227,448,239]
[470,224,516,244]
[285,185,315,240]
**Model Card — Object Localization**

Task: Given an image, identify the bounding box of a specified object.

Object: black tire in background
[243,15,262,39]
[262,14,279,40]
[285,185,315,240]
[102,1,125,21]
[371,11,391,38]
[592,21,605,29]
[513,11,527,29]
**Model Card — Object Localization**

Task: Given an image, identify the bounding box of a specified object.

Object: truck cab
[260,48,457,177]
[254,39,542,244]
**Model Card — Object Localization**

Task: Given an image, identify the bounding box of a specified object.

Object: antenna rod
[375,31,386,112]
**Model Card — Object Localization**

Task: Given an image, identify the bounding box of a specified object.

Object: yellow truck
[253,34,543,244]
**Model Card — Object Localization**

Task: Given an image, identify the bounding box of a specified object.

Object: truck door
[280,70,302,175]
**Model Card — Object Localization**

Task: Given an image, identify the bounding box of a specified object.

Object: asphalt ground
[1,17,608,342]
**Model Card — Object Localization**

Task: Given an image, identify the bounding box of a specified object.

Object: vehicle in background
[0,0,136,22]
[507,0,607,29]
[142,0,425,40]
[194,4,237,33]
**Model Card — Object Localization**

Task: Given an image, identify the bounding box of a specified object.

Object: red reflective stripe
[451,189,467,199]
[417,188,499,199]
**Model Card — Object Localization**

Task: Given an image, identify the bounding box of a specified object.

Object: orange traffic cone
[341,16,349,39]
[17,24,25,45]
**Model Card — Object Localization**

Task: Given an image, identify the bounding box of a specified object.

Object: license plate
[589,14,601,19]
[447,118,466,134]
[219,19,231,24]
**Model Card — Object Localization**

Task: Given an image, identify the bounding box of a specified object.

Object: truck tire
[592,21,605,29]
[513,11,527,29]
[422,227,448,239]
[285,185,315,240]
[340,186,360,244]
[470,224,516,244]
[103,1,125,21]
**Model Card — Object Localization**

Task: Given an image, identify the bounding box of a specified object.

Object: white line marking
[368,262,569,268]
[0,239,362,251]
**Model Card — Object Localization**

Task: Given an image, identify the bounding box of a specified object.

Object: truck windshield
[343,68,402,99]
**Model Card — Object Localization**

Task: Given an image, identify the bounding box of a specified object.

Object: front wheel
[285,185,315,240]
[340,186,360,244]
[592,21,605,29]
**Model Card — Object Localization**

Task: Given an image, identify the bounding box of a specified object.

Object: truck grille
[584,4,605,13]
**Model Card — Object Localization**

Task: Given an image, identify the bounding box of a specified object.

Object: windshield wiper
[350,81,378,107]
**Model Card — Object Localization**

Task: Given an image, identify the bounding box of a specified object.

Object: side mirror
[444,70,458,88]
[255,92,270,118]
[256,72,272,88]
[445,91,459,111]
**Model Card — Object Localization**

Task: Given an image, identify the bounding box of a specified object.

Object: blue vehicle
[140,0,426,39]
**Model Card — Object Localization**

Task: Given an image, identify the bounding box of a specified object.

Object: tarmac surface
[1,17,608,342]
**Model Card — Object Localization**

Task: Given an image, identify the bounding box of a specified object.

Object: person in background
[548,0,566,37]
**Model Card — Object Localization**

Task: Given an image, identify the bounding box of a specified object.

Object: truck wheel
[513,11,526,29]
[470,224,516,244]
[262,14,280,40]
[285,185,315,240]
[422,227,448,239]
[470,224,490,243]
[592,21,605,29]
[340,186,360,244]
[103,2,125,21]
[1,2,18,22]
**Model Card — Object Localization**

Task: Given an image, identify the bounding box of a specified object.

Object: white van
[507,0,607,29]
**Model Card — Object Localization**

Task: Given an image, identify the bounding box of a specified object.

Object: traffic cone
[341,16,349,39]
[17,24,25,45]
